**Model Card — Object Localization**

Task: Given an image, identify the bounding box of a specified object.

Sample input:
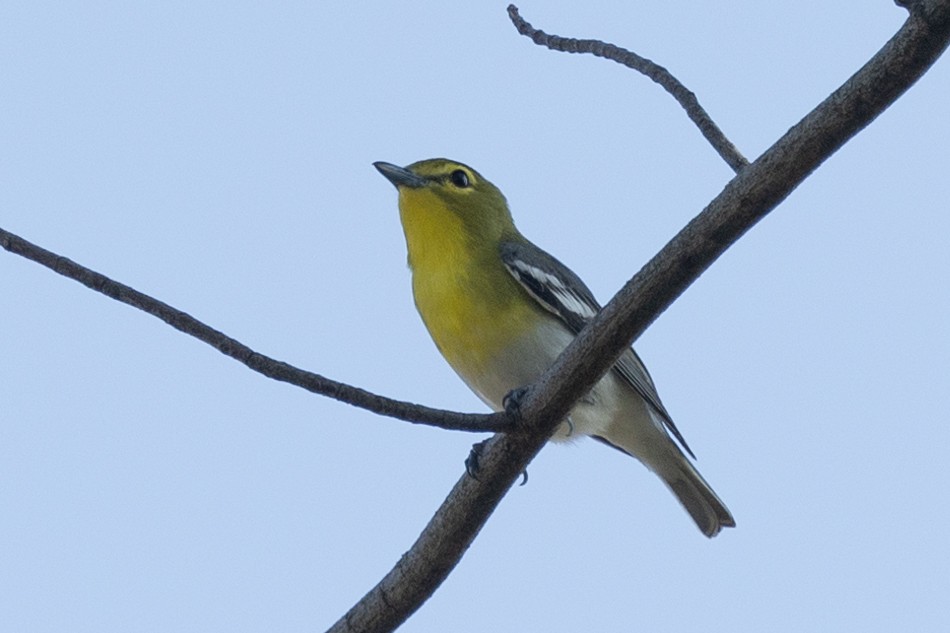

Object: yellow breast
[398,189,533,374]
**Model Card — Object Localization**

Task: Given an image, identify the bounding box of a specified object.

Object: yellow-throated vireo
[375,158,735,537]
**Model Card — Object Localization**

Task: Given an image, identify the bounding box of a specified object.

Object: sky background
[2,2,949,631]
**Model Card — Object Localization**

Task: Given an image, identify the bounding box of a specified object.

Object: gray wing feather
[499,240,696,459]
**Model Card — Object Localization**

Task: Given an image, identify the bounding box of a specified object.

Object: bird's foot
[464,438,528,486]
[502,385,530,417]
[465,439,490,481]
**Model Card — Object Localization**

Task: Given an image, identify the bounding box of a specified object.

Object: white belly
[452,319,632,441]
[450,317,672,470]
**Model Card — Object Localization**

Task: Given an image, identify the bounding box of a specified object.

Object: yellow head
[374,159,518,271]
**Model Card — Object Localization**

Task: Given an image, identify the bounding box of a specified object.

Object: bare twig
[330,2,950,631]
[0,227,511,434]
[507,4,749,173]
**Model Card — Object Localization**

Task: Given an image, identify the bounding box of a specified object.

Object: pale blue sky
[2,2,949,632]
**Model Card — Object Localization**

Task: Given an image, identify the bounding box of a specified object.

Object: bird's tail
[595,411,735,537]
[659,458,735,538]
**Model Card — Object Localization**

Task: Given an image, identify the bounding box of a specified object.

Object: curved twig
[329,2,950,631]
[0,227,512,434]
[507,4,749,173]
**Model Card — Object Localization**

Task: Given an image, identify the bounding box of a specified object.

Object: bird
[374,158,735,537]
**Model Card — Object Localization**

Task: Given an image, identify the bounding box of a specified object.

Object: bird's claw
[502,385,530,417]
[465,439,489,481]
[464,438,529,486]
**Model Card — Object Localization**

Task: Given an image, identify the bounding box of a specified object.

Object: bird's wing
[499,239,695,458]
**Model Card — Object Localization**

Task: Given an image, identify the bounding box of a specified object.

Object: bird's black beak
[374,161,427,189]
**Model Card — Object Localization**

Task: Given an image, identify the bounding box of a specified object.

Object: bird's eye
[449,169,470,188]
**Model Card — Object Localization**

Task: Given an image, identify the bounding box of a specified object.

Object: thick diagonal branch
[329,3,950,632]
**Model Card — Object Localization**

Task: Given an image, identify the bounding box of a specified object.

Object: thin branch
[330,2,950,631]
[0,227,512,434]
[507,4,749,173]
